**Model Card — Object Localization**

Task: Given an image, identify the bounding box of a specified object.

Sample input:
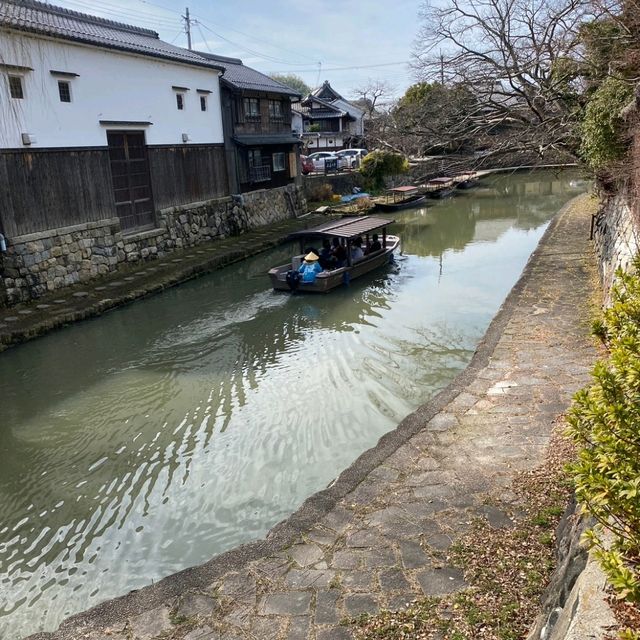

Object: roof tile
[1,0,224,70]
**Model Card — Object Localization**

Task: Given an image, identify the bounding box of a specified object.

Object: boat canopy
[289,216,395,240]
[387,185,419,193]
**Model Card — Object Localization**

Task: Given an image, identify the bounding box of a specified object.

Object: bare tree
[413,0,601,160]
[352,79,395,118]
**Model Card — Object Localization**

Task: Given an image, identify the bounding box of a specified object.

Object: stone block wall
[0,183,306,306]
[592,191,640,303]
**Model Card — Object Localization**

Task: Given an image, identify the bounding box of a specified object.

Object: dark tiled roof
[292,102,349,119]
[197,52,301,98]
[312,80,343,101]
[0,0,225,70]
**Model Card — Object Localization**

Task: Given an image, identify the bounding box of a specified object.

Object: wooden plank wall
[148,144,229,209]
[0,149,115,238]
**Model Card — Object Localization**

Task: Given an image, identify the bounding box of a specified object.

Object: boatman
[298,252,323,283]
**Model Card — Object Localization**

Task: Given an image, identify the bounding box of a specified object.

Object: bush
[580,76,634,172]
[359,150,409,191]
[566,259,640,608]
[307,182,333,202]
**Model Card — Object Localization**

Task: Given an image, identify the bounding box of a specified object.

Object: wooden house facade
[198,52,303,194]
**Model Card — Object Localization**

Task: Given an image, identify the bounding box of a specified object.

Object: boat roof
[427,177,452,185]
[289,216,394,239]
[388,186,419,193]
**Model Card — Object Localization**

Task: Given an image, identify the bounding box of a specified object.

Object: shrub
[307,182,333,202]
[580,76,634,172]
[566,259,640,608]
[359,150,409,191]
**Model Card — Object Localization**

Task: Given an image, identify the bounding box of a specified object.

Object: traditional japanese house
[0,1,305,306]
[198,52,303,193]
[292,81,365,152]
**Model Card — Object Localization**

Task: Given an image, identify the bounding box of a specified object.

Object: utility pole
[183,7,192,50]
[439,52,445,85]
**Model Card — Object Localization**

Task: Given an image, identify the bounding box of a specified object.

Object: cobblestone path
[29,195,599,640]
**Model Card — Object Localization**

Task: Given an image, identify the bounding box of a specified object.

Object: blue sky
[51,0,423,99]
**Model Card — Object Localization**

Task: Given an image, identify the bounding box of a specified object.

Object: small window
[248,149,262,168]
[273,152,286,172]
[243,97,260,118]
[58,80,71,103]
[8,75,23,99]
[176,93,185,110]
[200,95,207,111]
[269,100,283,120]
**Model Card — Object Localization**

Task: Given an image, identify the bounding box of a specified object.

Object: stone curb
[24,194,588,640]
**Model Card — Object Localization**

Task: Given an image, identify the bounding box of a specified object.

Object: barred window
[58,80,71,103]
[8,75,23,99]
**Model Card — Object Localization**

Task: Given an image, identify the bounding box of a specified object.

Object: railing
[249,165,271,183]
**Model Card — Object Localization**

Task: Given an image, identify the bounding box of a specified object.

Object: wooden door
[107,131,155,231]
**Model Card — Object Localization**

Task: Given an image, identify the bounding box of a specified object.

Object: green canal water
[0,171,586,638]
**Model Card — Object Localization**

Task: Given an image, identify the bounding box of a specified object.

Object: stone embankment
[0,211,325,353]
[0,184,306,307]
[25,196,606,639]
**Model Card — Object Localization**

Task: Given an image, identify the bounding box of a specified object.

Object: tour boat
[268,216,400,293]
[375,186,426,211]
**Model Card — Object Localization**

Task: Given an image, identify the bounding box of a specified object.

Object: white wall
[0,31,224,149]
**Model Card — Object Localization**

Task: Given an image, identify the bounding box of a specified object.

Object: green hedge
[567,259,640,624]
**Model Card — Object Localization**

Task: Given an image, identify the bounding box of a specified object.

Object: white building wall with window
[0,31,224,149]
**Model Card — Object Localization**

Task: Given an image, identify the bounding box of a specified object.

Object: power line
[190,12,320,65]
[196,21,311,66]
[282,61,410,72]
[57,0,179,28]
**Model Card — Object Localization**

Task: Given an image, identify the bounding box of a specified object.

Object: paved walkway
[28,195,599,640]
[0,214,326,353]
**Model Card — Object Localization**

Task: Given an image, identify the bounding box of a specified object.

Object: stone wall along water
[592,191,640,304]
[0,184,306,306]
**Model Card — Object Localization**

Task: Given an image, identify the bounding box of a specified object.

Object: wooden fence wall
[148,144,229,210]
[0,148,115,238]
[0,144,230,239]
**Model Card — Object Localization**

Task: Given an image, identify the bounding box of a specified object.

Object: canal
[0,170,586,638]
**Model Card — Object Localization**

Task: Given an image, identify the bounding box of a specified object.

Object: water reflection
[0,170,586,638]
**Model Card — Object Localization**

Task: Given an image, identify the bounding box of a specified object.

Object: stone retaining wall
[592,190,640,304]
[0,184,305,306]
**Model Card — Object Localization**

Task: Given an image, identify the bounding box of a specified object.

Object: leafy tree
[359,150,409,190]
[269,74,311,96]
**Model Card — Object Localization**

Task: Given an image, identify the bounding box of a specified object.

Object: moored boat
[375,186,426,211]
[268,216,400,293]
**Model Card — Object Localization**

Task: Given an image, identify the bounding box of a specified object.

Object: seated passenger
[298,252,322,283]
[332,237,347,267]
[351,237,364,261]
[368,233,382,253]
[319,239,335,270]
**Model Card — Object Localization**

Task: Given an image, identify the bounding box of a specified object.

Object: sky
[48,0,424,99]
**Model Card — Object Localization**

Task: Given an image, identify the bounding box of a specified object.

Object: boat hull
[425,187,455,199]
[375,195,426,212]
[269,236,400,293]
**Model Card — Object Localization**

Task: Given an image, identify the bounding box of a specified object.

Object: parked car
[300,155,315,175]
[336,148,369,169]
[307,152,342,172]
